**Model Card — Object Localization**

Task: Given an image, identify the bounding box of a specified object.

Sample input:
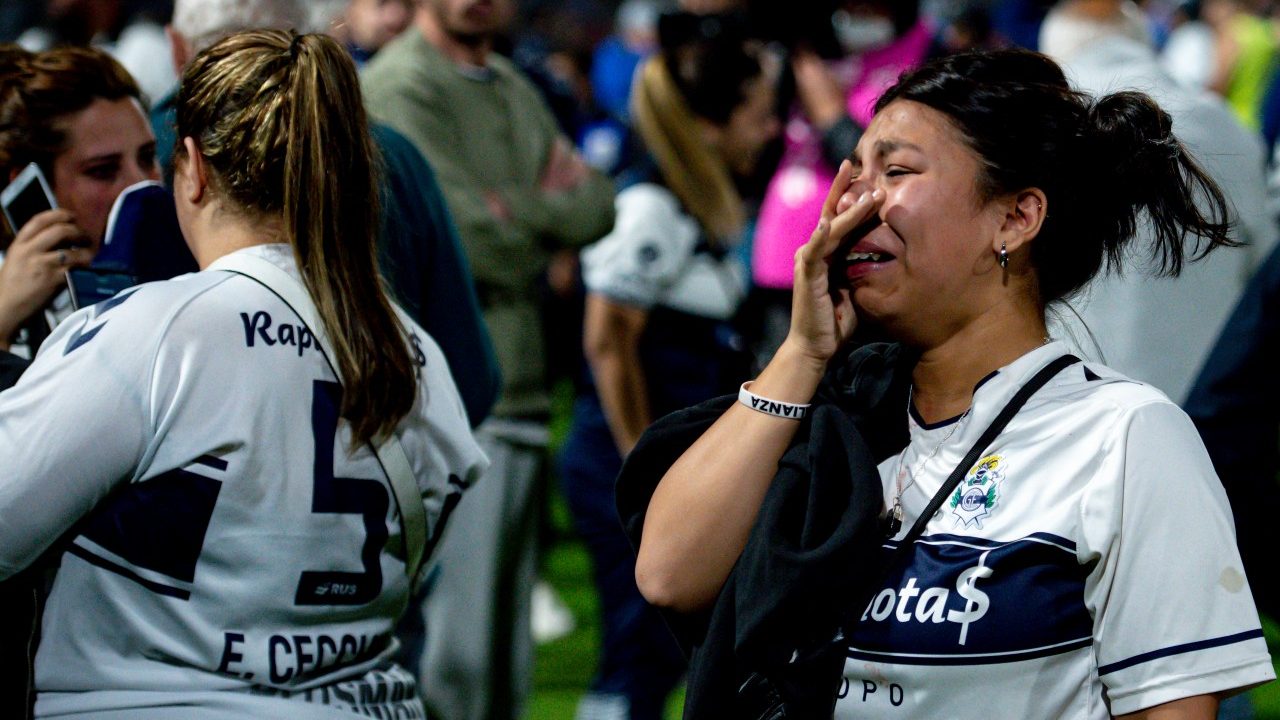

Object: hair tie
[289,33,305,60]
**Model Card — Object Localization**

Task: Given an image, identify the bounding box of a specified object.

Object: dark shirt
[0,349,32,719]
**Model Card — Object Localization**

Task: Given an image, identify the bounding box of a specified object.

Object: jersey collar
[907,340,1072,442]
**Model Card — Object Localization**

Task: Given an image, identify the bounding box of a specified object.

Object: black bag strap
[888,354,1080,564]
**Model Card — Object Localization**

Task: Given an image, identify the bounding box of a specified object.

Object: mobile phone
[0,162,57,248]
[65,267,138,310]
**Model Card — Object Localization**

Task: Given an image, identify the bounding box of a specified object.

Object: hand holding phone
[0,165,92,347]
[1,163,57,245]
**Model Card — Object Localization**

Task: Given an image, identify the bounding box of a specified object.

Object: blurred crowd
[4,0,1280,719]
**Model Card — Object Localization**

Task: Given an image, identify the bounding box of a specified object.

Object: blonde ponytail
[631,56,744,245]
[176,30,416,447]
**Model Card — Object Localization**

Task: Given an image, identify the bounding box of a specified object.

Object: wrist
[752,340,827,404]
[739,381,810,420]
[0,307,20,350]
[777,336,832,375]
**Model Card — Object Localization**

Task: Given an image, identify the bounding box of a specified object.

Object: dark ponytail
[876,49,1236,305]
[176,30,417,448]
[1080,91,1232,278]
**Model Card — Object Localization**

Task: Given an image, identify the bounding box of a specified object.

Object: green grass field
[528,537,685,720]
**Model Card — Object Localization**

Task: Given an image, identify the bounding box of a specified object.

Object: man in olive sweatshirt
[362,2,616,718]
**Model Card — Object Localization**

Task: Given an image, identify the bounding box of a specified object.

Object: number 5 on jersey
[295,380,389,605]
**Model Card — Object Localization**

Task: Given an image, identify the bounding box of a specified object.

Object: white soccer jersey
[838,342,1274,719]
[0,244,488,719]
[580,183,747,320]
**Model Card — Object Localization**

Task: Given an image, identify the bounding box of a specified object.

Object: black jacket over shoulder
[616,342,912,719]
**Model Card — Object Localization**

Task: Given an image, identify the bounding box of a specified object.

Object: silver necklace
[886,387,970,536]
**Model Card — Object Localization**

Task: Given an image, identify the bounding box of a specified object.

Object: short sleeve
[394,317,489,546]
[580,184,700,309]
[0,289,154,578]
[1079,399,1274,715]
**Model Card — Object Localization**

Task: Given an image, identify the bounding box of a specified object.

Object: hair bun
[1084,91,1179,195]
[1080,89,1228,276]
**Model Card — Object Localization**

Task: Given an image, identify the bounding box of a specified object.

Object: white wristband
[738,381,810,420]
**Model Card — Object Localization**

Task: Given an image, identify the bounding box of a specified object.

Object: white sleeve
[396,318,488,546]
[579,184,700,309]
[0,290,154,579]
[1079,400,1274,715]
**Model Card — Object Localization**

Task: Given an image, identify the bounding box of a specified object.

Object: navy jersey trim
[908,370,1003,430]
[848,636,1092,666]
[883,532,1077,553]
[78,468,222,584]
[908,404,965,430]
[63,324,106,356]
[194,454,228,471]
[67,544,191,600]
[1097,629,1265,676]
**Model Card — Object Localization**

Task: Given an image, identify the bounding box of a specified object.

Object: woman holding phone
[629,49,1273,718]
[0,44,160,353]
[0,30,486,717]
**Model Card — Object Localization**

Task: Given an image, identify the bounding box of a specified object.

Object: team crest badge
[951,454,1004,528]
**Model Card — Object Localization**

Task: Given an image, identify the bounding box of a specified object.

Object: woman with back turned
[0,30,486,718]
[628,49,1274,718]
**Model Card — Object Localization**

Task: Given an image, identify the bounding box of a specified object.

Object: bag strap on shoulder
[891,354,1080,562]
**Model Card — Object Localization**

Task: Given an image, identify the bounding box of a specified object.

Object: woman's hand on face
[0,209,90,342]
[786,159,883,367]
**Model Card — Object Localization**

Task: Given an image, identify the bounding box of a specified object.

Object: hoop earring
[999,241,1008,269]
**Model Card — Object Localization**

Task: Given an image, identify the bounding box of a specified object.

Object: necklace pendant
[883,502,903,537]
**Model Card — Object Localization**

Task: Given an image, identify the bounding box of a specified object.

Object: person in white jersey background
[0,29,486,719]
[631,49,1274,718]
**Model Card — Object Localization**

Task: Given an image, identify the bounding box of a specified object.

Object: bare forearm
[590,349,651,456]
[0,298,26,352]
[635,340,827,612]
[1115,694,1218,720]
[635,162,879,613]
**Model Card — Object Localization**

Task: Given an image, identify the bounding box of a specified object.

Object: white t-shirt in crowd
[0,244,487,719]
[580,182,746,320]
[838,342,1273,719]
